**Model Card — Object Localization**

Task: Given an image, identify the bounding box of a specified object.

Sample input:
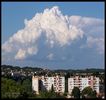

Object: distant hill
[1,64,104,73]
[1,65,44,71]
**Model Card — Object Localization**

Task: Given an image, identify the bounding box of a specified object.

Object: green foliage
[1,77,33,99]
[36,85,65,98]
[37,87,57,98]
[1,77,21,98]
[81,86,97,98]
[21,79,32,92]
[71,87,80,98]
[1,77,65,99]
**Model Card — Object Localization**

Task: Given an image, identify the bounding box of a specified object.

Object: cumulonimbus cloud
[2,6,104,60]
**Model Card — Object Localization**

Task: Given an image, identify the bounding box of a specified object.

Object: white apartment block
[68,76,99,95]
[53,75,65,93]
[32,75,99,95]
[41,76,54,91]
[32,75,65,94]
[32,76,39,94]
[41,75,65,93]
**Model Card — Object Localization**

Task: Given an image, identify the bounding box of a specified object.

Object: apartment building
[68,76,99,95]
[53,75,65,93]
[41,75,65,93]
[32,76,39,94]
[32,75,99,95]
[40,76,54,91]
[32,75,65,94]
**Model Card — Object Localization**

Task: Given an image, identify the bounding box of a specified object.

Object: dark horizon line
[1,64,105,70]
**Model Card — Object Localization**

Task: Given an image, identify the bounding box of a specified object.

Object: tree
[51,84,54,92]
[71,87,80,98]
[65,78,68,93]
[90,90,97,98]
[50,85,57,98]
[1,77,20,98]
[20,79,32,98]
[37,84,65,98]
[81,86,97,98]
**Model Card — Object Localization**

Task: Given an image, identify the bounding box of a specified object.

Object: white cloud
[2,41,12,52]
[15,49,26,60]
[69,15,104,37]
[2,6,104,60]
[47,53,54,60]
[14,47,38,60]
[87,36,104,54]
[27,47,38,55]
[40,6,84,46]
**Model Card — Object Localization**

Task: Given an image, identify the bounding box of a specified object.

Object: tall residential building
[32,75,65,94]
[32,76,39,94]
[41,75,65,93]
[53,75,65,93]
[40,76,54,91]
[68,76,99,95]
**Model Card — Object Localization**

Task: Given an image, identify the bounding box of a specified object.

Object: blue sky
[2,2,104,69]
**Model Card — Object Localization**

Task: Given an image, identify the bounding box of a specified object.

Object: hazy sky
[2,2,104,69]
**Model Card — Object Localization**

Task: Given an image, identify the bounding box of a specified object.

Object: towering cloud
[2,6,104,61]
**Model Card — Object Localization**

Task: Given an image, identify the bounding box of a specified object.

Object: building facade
[32,75,99,95]
[53,75,65,93]
[68,76,99,95]
[32,76,39,94]
[40,76,54,91]
[40,75,65,93]
[32,75,65,94]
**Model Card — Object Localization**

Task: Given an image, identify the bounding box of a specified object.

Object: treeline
[1,77,32,99]
[53,68,104,73]
[1,65,43,71]
[1,65,104,72]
